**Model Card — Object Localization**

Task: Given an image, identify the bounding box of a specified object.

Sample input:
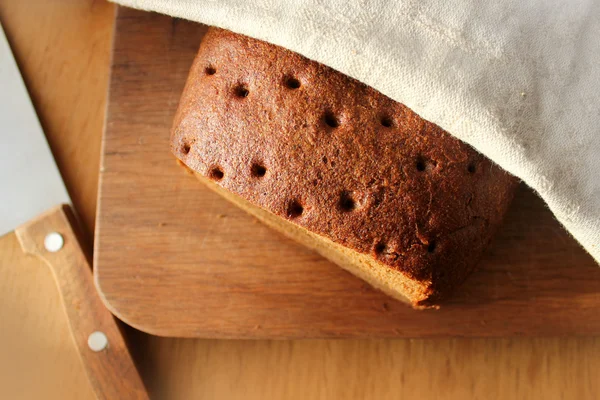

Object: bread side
[171,28,518,307]
[194,171,430,305]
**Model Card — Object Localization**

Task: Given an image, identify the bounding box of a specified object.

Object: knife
[0,23,148,400]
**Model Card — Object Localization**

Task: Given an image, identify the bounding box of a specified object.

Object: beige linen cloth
[114,0,600,262]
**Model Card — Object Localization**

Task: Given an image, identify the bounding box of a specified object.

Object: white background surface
[0,23,70,235]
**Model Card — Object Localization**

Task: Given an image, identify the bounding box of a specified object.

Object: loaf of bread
[171,28,518,308]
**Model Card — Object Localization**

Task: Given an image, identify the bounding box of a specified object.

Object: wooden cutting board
[95,7,599,338]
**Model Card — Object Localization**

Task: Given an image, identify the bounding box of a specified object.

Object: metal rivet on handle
[88,331,108,352]
[44,232,64,252]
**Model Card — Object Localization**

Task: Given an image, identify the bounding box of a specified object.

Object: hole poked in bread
[251,163,267,178]
[380,115,394,128]
[373,241,400,261]
[339,191,357,212]
[284,75,301,89]
[323,111,340,128]
[467,163,476,174]
[233,84,249,98]
[208,166,224,181]
[374,241,387,255]
[415,156,437,172]
[205,65,217,75]
[427,241,437,253]
[181,142,191,155]
[286,199,304,219]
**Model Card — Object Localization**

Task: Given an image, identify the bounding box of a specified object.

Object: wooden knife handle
[15,205,148,400]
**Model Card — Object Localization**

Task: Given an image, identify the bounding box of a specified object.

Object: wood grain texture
[2,1,599,399]
[96,6,600,338]
[0,232,96,400]
[129,333,600,400]
[15,205,148,400]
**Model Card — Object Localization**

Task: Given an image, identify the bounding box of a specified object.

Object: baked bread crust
[171,28,518,306]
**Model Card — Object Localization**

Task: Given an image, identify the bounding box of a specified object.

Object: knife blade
[0,22,148,400]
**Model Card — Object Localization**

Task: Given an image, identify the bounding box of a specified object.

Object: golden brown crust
[171,28,518,304]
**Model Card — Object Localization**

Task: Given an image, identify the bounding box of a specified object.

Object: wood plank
[96,7,599,338]
[0,232,95,400]
[128,331,600,400]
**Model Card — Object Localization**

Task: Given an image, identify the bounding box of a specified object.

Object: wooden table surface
[0,1,598,399]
